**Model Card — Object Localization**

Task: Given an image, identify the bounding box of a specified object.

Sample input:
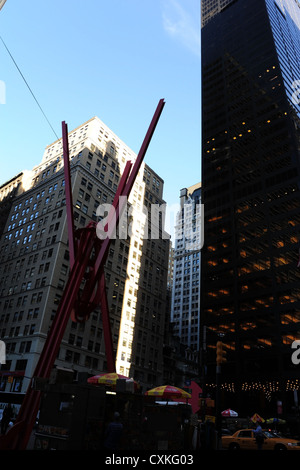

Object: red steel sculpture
[0,99,165,450]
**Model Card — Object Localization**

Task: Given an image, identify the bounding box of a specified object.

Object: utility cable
[0,34,59,140]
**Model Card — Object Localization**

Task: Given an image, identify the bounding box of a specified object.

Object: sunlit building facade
[201,0,300,415]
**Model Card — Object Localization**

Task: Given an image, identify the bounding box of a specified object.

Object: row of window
[6,340,32,354]
[13,183,63,214]
[1,323,35,339]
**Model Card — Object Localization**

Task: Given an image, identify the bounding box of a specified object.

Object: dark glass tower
[201,0,300,416]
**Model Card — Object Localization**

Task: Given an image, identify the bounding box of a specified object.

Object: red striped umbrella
[221,408,238,417]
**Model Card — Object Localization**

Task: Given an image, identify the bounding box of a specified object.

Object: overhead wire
[0,34,59,140]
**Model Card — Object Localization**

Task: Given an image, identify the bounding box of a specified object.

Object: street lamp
[0,0,7,11]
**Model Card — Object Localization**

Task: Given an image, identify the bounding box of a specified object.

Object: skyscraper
[171,183,201,352]
[201,0,300,415]
[0,116,169,398]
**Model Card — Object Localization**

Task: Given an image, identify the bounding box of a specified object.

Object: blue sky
[0,0,200,209]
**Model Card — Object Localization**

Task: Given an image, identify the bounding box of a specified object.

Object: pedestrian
[104,411,123,451]
[254,423,265,450]
[1,404,13,435]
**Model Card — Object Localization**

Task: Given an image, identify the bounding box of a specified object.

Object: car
[221,428,232,436]
[222,428,300,451]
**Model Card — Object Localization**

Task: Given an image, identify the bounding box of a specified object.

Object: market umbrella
[266,418,286,424]
[221,408,238,417]
[250,413,265,423]
[87,372,137,389]
[145,385,191,400]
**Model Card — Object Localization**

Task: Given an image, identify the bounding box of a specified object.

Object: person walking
[1,404,13,435]
[254,423,265,450]
[104,412,123,451]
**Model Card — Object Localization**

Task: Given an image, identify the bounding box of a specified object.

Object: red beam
[123,98,165,203]
[93,99,165,283]
[62,121,76,268]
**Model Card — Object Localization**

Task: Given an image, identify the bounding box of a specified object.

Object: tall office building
[0,116,169,398]
[201,0,300,415]
[171,183,201,352]
[201,0,235,26]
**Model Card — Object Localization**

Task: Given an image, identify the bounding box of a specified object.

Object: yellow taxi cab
[222,429,300,451]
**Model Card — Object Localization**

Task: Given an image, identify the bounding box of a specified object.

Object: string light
[204,379,300,395]
[286,379,300,391]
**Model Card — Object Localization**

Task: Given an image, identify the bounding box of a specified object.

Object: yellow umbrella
[145,385,191,399]
[266,418,286,424]
[87,372,137,389]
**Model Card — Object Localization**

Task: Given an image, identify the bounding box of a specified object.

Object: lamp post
[216,341,227,448]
